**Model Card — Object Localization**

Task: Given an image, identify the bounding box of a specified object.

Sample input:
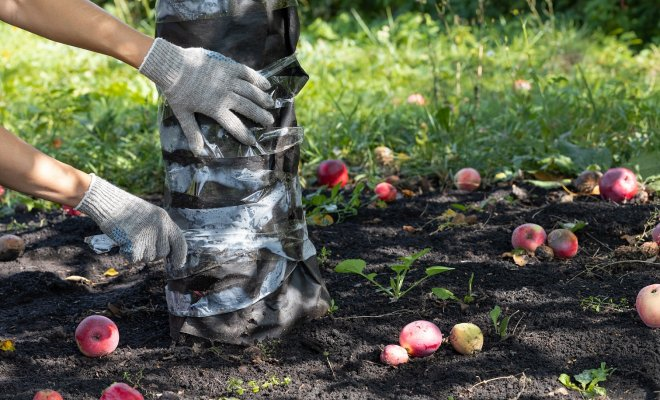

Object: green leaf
[574,370,595,389]
[524,179,570,189]
[335,259,366,274]
[558,374,580,391]
[450,203,467,211]
[499,315,511,337]
[431,287,457,301]
[365,272,378,281]
[560,220,588,232]
[425,266,454,276]
[489,305,502,326]
[390,264,408,275]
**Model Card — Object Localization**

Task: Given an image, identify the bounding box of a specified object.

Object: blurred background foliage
[0,0,658,206]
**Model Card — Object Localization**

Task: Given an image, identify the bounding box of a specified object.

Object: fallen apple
[599,167,638,203]
[75,315,119,357]
[399,320,443,358]
[317,159,349,188]
[547,229,578,259]
[380,344,409,366]
[0,234,26,262]
[449,323,483,355]
[374,182,397,202]
[652,223,660,245]
[636,284,660,328]
[511,223,547,252]
[100,382,143,400]
[33,390,63,400]
[454,168,481,192]
[573,170,602,194]
[0,185,5,197]
[374,146,394,166]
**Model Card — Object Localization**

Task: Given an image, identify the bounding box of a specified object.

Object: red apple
[380,344,409,366]
[317,160,349,188]
[399,320,443,358]
[0,185,5,197]
[33,390,63,400]
[636,284,660,328]
[547,229,578,259]
[374,182,397,202]
[100,383,143,400]
[62,205,82,217]
[511,223,547,252]
[599,167,638,203]
[454,168,481,192]
[652,223,660,245]
[75,315,119,357]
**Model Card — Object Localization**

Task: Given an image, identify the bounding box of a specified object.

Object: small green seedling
[489,305,518,340]
[431,272,476,306]
[318,246,332,267]
[327,298,339,314]
[304,182,366,225]
[225,375,291,397]
[334,248,453,301]
[559,362,614,399]
[580,296,629,313]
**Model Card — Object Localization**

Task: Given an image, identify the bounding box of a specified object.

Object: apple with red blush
[75,315,119,358]
[599,167,638,203]
[636,284,660,328]
[33,390,63,400]
[547,229,579,259]
[374,182,397,202]
[317,160,349,188]
[454,168,481,192]
[511,223,547,252]
[100,382,143,400]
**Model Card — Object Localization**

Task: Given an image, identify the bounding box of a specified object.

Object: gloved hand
[75,174,187,270]
[138,38,275,156]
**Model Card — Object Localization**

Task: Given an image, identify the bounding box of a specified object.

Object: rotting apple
[511,223,547,252]
[33,390,63,400]
[380,344,409,366]
[547,229,578,259]
[652,223,660,245]
[100,382,143,400]
[636,284,660,328]
[0,234,26,262]
[454,168,481,192]
[375,182,397,202]
[399,320,443,358]
[75,315,119,358]
[449,323,484,355]
[599,167,638,203]
[317,159,349,188]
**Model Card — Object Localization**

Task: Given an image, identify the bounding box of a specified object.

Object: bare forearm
[0,126,91,206]
[0,0,153,68]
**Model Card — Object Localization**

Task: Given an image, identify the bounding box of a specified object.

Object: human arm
[0,125,186,267]
[0,0,152,68]
[0,0,276,153]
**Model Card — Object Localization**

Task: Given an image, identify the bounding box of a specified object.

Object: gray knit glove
[138,38,275,155]
[75,174,187,269]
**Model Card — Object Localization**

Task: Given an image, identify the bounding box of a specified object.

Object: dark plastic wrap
[156,0,330,344]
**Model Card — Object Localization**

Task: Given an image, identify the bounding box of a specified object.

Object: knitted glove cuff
[138,38,185,90]
[74,174,131,226]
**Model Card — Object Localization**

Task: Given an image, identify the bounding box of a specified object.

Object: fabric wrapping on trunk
[155,0,330,344]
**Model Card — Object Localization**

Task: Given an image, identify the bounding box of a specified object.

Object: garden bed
[1,184,659,399]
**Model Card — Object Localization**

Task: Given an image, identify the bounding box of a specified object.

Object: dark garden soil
[1,182,659,400]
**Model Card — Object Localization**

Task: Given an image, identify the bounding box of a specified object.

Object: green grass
[0,9,658,202]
